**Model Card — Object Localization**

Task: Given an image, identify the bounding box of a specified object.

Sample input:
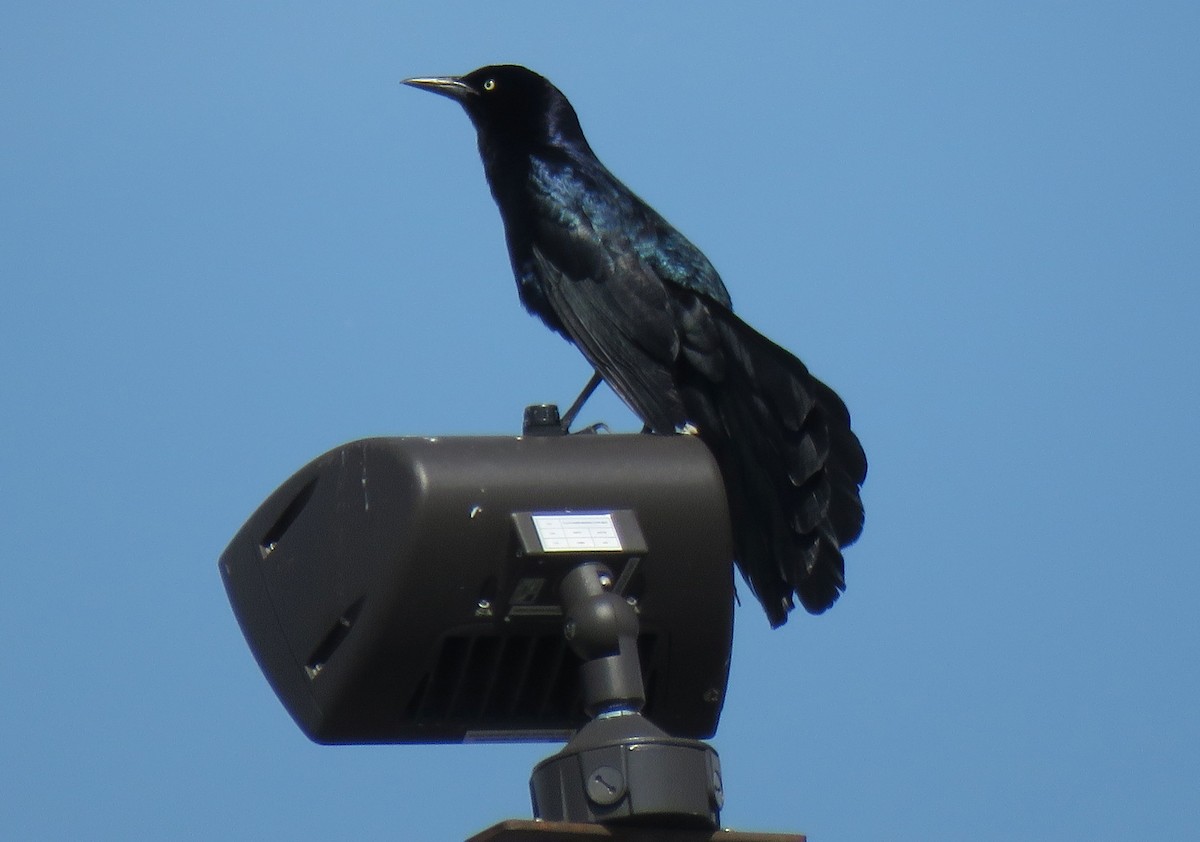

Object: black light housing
[219,433,735,745]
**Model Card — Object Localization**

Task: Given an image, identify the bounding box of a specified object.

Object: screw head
[585,765,626,806]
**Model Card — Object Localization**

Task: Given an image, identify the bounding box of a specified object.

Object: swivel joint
[560,562,644,717]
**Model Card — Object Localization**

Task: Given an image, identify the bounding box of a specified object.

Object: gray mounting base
[530,712,722,828]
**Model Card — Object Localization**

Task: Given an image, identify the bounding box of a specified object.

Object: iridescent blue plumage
[523,156,732,309]
[404,65,865,626]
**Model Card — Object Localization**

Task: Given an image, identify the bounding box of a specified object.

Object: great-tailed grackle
[404,65,865,627]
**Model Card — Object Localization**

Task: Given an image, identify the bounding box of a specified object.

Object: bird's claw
[563,421,609,435]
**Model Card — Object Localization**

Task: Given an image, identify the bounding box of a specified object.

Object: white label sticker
[531,513,622,552]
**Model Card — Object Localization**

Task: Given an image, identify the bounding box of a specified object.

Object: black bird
[404,65,866,627]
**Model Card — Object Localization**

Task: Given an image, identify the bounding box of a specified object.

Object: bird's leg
[559,370,604,432]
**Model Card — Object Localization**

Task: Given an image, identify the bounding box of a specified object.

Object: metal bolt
[585,765,626,806]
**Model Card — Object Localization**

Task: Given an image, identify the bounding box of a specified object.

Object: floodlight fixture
[219,421,735,747]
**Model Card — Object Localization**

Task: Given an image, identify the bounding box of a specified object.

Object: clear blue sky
[3,3,1198,840]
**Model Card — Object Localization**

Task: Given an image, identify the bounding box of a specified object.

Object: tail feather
[684,306,866,627]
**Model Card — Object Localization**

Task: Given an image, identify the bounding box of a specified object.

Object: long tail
[680,306,867,627]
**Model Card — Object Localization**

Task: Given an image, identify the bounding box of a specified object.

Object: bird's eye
[483,78,496,92]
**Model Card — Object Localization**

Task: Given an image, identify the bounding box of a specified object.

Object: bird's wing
[528,246,685,432]
[526,210,690,433]
[519,157,733,433]
[637,207,732,309]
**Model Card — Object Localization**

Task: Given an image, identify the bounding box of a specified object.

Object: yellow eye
[483,78,496,91]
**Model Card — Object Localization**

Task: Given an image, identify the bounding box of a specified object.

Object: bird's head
[403,65,587,152]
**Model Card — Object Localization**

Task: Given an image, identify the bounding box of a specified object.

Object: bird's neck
[478,135,533,206]
[474,94,592,191]
[478,130,585,207]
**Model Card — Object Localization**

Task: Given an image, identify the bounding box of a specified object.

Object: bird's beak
[401,75,477,102]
